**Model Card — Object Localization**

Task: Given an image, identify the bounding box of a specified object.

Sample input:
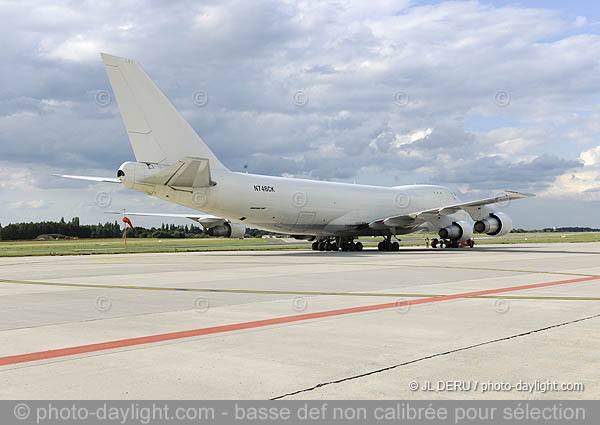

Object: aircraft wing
[372,190,535,228]
[414,190,535,216]
[52,174,121,183]
[106,211,226,227]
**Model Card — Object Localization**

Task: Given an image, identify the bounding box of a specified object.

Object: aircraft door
[293,212,316,232]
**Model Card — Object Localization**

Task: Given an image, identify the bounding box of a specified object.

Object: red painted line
[1,275,598,366]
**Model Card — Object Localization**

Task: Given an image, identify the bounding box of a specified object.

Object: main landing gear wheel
[340,241,361,251]
[431,239,462,248]
[378,238,399,251]
[312,238,340,252]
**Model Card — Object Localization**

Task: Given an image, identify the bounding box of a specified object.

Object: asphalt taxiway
[0,243,599,399]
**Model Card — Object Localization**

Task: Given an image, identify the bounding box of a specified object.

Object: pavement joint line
[389,264,598,277]
[271,313,600,400]
[0,274,599,367]
[4,256,597,277]
[1,278,600,301]
[112,260,598,277]
[94,258,142,261]
[2,278,600,301]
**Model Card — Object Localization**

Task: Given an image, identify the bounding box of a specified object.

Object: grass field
[1,232,599,257]
[0,237,271,249]
[0,237,281,257]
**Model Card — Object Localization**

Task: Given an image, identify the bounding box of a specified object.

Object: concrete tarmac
[0,243,599,399]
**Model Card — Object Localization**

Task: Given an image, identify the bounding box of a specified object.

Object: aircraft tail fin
[100,53,227,170]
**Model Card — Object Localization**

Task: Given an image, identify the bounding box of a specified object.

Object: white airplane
[55,53,534,252]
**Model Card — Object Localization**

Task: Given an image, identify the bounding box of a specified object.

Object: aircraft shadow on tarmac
[228,246,600,257]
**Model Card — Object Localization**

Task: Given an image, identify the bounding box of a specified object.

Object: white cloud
[1,0,600,225]
[580,145,600,166]
[575,16,587,28]
[9,200,47,209]
[39,35,107,62]
[395,128,432,147]
[542,145,600,199]
[0,163,38,190]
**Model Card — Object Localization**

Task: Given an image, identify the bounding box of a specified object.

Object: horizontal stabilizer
[52,174,121,183]
[106,211,225,228]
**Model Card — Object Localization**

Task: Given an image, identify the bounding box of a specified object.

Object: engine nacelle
[474,212,512,237]
[438,220,473,242]
[206,223,246,238]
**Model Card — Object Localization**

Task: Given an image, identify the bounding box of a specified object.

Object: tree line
[512,227,600,233]
[0,217,274,241]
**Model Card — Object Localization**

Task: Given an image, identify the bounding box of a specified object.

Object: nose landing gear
[430,238,475,248]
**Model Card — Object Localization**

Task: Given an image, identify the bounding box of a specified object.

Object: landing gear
[377,235,399,251]
[312,237,362,252]
[324,241,340,251]
[430,238,475,249]
[311,237,340,252]
[341,241,353,251]
[340,238,362,252]
[431,238,447,248]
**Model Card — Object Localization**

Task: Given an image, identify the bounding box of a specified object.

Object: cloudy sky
[1,0,600,229]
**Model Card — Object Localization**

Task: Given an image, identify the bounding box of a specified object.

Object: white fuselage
[121,162,468,236]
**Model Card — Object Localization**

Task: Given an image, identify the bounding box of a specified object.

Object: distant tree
[0,217,283,241]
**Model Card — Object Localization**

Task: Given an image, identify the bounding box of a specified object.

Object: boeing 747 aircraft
[55,53,533,252]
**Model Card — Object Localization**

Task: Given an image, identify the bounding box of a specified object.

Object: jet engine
[474,212,512,237]
[438,220,473,242]
[206,223,246,238]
